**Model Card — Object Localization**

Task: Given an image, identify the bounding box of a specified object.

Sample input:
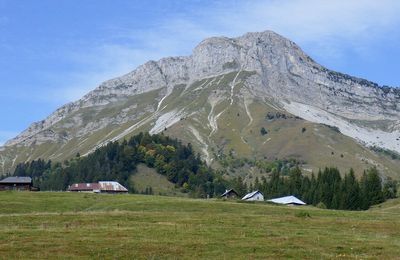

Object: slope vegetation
[2,71,400,179]
[130,164,185,196]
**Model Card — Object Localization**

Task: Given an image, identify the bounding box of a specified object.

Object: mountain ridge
[6,30,399,147]
[1,30,400,177]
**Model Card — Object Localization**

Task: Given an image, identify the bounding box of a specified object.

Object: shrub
[316,202,327,209]
[260,127,268,136]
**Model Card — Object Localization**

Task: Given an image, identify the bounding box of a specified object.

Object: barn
[0,176,33,191]
[98,181,129,194]
[242,190,264,201]
[68,183,100,193]
[221,189,239,199]
[267,195,306,206]
[68,181,128,193]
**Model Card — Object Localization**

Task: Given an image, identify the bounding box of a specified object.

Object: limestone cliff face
[2,30,400,174]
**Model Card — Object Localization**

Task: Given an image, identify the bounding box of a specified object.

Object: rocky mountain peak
[86,30,312,102]
[2,30,400,177]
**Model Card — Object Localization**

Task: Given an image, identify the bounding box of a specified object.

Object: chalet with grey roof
[0,176,33,191]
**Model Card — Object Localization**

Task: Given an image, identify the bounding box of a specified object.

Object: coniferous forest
[232,167,397,210]
[11,132,396,210]
[12,133,227,197]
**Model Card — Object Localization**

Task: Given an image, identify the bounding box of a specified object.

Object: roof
[0,176,32,184]
[267,195,306,205]
[242,190,263,200]
[98,181,128,192]
[68,181,128,192]
[221,189,238,197]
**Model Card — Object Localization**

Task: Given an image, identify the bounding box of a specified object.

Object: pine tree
[340,169,361,210]
[366,167,384,205]
[359,171,370,209]
[254,177,261,190]
[288,166,302,197]
[233,176,247,197]
[383,178,397,199]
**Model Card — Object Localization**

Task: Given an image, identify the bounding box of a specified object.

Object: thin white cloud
[30,44,148,103]
[227,0,400,56]
[44,28,215,103]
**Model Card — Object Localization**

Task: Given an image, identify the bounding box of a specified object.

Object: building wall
[225,193,238,199]
[0,184,31,191]
[246,193,264,201]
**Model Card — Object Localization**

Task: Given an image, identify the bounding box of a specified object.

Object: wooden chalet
[221,189,239,199]
[0,176,33,191]
[242,190,264,201]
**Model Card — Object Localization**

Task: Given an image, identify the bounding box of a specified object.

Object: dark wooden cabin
[0,176,33,191]
[221,189,239,199]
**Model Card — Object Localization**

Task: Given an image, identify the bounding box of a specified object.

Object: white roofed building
[267,195,306,206]
[242,190,264,201]
[98,181,128,193]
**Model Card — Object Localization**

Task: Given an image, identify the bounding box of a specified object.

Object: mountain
[1,30,400,178]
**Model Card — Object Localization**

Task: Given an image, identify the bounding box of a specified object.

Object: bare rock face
[5,102,80,147]
[3,30,400,165]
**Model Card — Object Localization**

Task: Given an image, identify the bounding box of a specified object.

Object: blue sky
[1,0,399,145]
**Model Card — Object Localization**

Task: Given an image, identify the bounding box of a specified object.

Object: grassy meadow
[0,191,400,259]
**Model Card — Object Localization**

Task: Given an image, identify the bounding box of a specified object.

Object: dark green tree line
[235,166,396,210]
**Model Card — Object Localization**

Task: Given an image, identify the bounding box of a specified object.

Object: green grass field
[1,192,400,259]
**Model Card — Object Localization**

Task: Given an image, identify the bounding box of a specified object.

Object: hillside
[11,133,222,198]
[130,164,186,196]
[369,197,400,213]
[0,191,399,259]
[1,30,400,178]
